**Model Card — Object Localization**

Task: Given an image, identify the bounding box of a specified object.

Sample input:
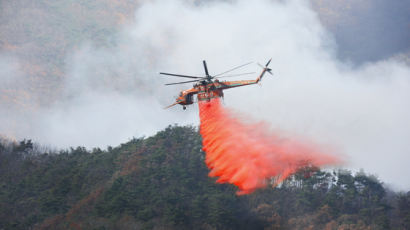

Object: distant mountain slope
[1,0,409,109]
[0,0,139,109]
[1,126,409,229]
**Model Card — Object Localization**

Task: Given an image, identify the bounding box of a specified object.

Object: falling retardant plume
[199,98,341,195]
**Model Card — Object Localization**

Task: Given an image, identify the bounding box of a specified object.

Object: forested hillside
[1,126,409,229]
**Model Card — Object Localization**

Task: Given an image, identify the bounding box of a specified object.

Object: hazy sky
[310,0,410,63]
[1,0,410,190]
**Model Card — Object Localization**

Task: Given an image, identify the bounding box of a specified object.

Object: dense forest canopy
[1,126,409,229]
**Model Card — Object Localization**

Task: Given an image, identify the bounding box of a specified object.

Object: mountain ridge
[1,125,409,229]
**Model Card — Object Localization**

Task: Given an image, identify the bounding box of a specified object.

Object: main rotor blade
[164,102,179,109]
[165,79,201,86]
[215,72,255,79]
[159,72,202,79]
[214,61,253,77]
[203,60,210,76]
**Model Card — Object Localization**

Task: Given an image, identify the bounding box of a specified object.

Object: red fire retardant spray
[199,98,341,195]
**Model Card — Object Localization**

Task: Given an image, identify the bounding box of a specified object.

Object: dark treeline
[1,126,410,229]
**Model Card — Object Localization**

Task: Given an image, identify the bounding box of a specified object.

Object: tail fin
[256,58,273,83]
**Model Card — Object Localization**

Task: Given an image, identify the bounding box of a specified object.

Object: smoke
[130,0,410,191]
[310,0,410,63]
[199,98,341,195]
[0,0,409,190]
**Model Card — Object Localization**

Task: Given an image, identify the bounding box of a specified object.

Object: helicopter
[160,59,273,110]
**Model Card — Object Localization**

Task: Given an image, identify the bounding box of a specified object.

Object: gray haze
[310,0,410,64]
[1,0,410,190]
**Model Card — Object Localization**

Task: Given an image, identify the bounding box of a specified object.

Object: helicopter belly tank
[197,89,223,101]
[185,94,194,104]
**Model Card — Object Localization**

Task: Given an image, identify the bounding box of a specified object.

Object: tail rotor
[258,58,273,75]
[256,58,273,83]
